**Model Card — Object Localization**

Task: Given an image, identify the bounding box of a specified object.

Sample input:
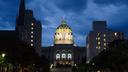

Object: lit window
[31,23,34,26]
[31,35,33,38]
[97,46,101,49]
[31,31,33,34]
[31,27,34,30]
[98,46,101,49]
[104,48,106,50]
[104,34,106,37]
[104,43,106,46]
[114,32,117,36]
[68,53,72,59]
[56,54,60,60]
[31,39,33,42]
[98,42,100,45]
[62,53,66,59]
[92,62,95,66]
[104,39,106,42]
[96,37,97,40]
[66,61,68,64]
[98,37,100,40]
[31,44,33,46]
[97,33,100,36]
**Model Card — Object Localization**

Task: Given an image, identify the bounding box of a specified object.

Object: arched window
[62,53,66,59]
[68,53,72,59]
[56,54,60,60]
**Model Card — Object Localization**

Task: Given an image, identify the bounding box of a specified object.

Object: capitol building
[42,20,86,67]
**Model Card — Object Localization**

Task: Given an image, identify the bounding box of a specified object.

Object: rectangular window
[104,43,106,46]
[31,39,33,42]
[104,48,106,50]
[97,33,100,36]
[98,42,100,45]
[104,39,106,42]
[31,31,33,34]
[98,37,100,40]
[31,44,33,46]
[31,35,33,38]
[31,27,34,30]
[104,34,106,37]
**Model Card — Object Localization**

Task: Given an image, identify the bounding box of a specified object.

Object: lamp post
[0,53,6,72]
[0,53,6,64]
[2,53,6,58]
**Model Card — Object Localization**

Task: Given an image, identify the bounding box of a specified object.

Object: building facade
[16,0,42,54]
[86,21,124,63]
[42,20,86,67]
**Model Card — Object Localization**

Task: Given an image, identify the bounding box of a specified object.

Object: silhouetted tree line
[0,35,50,72]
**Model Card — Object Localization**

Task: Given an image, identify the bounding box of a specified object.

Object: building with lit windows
[16,0,42,54]
[86,21,124,63]
[42,20,86,67]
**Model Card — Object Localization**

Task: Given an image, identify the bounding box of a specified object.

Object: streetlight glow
[2,53,5,57]
[97,70,101,72]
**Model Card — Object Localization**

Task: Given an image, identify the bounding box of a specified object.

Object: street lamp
[97,70,101,72]
[2,53,6,58]
[0,53,6,71]
[0,53,6,64]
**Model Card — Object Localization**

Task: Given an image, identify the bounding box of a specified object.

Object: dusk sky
[0,0,128,47]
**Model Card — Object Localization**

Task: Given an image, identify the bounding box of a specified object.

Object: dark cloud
[0,0,18,31]
[54,0,87,13]
[107,6,128,32]
[0,0,18,12]
[0,20,15,30]
[94,0,128,5]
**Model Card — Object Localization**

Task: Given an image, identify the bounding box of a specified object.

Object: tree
[79,39,128,72]
[91,39,128,71]
[0,36,50,72]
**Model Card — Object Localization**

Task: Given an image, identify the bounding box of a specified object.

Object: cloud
[0,21,15,30]
[107,5,128,32]
[42,28,55,46]
[94,0,128,5]
[84,0,128,31]
[74,34,86,46]
[0,0,18,30]
[0,0,18,16]
[54,0,87,13]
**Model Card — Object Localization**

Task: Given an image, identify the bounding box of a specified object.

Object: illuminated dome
[54,20,74,44]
